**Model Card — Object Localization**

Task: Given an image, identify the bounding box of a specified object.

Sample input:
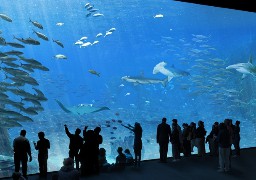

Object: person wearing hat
[64,124,83,170]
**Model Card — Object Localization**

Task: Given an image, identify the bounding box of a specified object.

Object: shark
[55,99,110,115]
[226,56,256,79]
[153,61,190,81]
[121,76,168,87]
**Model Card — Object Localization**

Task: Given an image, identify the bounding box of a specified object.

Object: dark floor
[2,148,256,180]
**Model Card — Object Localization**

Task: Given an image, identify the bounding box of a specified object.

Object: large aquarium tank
[1,0,256,177]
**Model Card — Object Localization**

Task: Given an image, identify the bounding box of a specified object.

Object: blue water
[1,0,256,177]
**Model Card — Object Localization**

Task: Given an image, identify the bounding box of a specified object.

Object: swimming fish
[88,69,100,77]
[55,99,110,115]
[53,39,64,48]
[29,18,43,29]
[108,28,116,32]
[33,30,48,41]
[54,54,67,59]
[93,13,104,17]
[96,33,103,38]
[154,14,164,18]
[56,22,64,26]
[104,31,112,37]
[0,13,12,22]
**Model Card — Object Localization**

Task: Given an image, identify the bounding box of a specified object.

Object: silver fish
[29,18,43,29]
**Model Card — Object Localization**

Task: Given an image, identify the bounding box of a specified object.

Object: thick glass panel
[0,0,256,177]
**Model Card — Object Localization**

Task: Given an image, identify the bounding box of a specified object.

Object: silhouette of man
[64,124,83,170]
[33,131,50,177]
[157,117,171,163]
[94,127,103,174]
[13,130,32,179]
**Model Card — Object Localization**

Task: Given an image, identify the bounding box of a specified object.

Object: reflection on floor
[1,147,256,180]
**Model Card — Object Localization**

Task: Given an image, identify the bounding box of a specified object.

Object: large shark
[226,56,256,79]
[55,99,110,115]
[121,76,168,87]
[153,61,190,81]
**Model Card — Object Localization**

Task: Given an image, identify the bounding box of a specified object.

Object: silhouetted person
[172,119,183,156]
[79,130,97,176]
[171,123,180,161]
[83,126,88,140]
[115,147,126,170]
[93,126,103,174]
[157,117,171,163]
[190,122,197,152]
[121,122,142,167]
[195,120,206,157]
[217,123,231,172]
[33,131,50,177]
[124,149,134,165]
[233,120,240,156]
[64,124,83,170]
[58,158,80,180]
[182,123,191,157]
[13,130,32,179]
[98,148,110,172]
[206,122,219,156]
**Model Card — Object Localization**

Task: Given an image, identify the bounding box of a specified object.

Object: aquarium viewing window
[0,0,256,178]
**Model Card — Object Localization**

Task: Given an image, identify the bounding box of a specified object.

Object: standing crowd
[12,117,240,179]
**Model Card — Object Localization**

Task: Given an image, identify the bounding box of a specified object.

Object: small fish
[117,120,122,123]
[108,28,116,32]
[106,124,111,127]
[80,36,88,41]
[54,54,67,59]
[110,137,116,140]
[6,42,25,48]
[53,39,64,48]
[29,18,43,29]
[106,120,111,124]
[112,119,116,122]
[33,30,48,41]
[81,42,92,47]
[89,9,99,13]
[88,69,100,77]
[86,13,92,17]
[56,22,64,26]
[0,13,12,22]
[93,13,104,17]
[96,33,103,38]
[115,112,120,116]
[154,14,164,18]
[104,31,112,37]
[113,127,117,130]
[87,6,94,10]
[110,132,114,134]
[74,40,83,45]
[4,50,23,55]
[92,40,99,45]
[125,93,131,96]
[119,84,124,87]
[84,3,90,8]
